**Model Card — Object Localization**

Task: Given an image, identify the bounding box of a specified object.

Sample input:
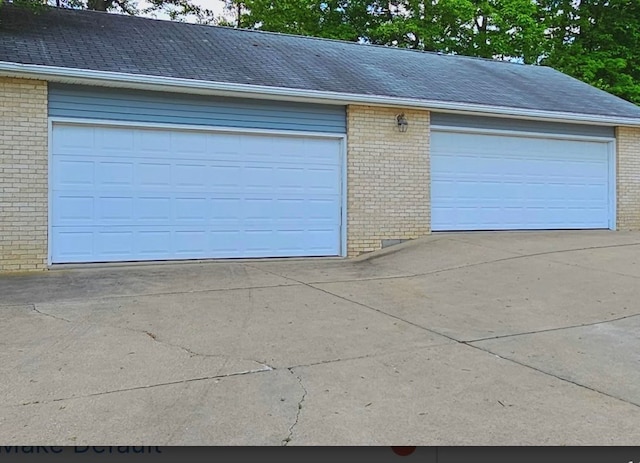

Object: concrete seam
[534,257,640,281]
[246,263,460,342]
[446,236,640,258]
[466,312,640,343]
[286,342,455,370]
[9,281,301,307]
[462,342,640,409]
[15,367,274,408]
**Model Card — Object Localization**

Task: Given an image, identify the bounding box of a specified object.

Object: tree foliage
[233,0,548,63]
[1,0,218,22]
[542,0,640,103]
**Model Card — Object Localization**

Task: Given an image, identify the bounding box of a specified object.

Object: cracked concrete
[2,230,640,444]
[33,284,450,369]
[1,369,300,445]
[282,369,308,446]
[287,344,640,445]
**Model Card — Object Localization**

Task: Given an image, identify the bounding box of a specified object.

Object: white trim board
[430,124,616,142]
[5,61,640,127]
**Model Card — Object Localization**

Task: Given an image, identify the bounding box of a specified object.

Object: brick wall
[0,77,48,271]
[617,126,640,230]
[346,105,430,256]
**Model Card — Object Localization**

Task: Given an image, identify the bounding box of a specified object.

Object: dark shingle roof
[2,5,640,120]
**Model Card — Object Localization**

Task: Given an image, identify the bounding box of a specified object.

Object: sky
[138,0,230,22]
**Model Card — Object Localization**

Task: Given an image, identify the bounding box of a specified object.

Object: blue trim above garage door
[48,84,347,134]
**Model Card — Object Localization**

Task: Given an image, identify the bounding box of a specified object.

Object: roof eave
[2,61,640,127]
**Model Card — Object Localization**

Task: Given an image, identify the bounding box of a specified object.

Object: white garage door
[51,124,343,263]
[431,130,613,231]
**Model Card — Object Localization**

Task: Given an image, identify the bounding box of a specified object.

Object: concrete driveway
[2,230,640,445]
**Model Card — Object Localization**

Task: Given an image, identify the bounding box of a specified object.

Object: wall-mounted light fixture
[396,113,409,133]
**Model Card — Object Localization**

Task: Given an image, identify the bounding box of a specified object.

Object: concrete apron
[1,230,640,444]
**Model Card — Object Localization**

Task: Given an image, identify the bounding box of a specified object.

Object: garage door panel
[55,159,95,187]
[307,167,342,193]
[98,161,134,186]
[174,231,208,254]
[51,124,342,263]
[139,231,172,255]
[174,163,209,187]
[97,128,135,153]
[137,131,172,156]
[53,231,94,261]
[97,231,135,257]
[54,195,94,223]
[137,162,172,187]
[209,230,244,255]
[52,125,95,155]
[273,167,307,192]
[98,197,134,222]
[175,197,208,222]
[209,166,242,189]
[170,131,207,155]
[431,131,611,231]
[138,197,172,221]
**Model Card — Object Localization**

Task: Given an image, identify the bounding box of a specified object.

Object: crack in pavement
[30,304,276,372]
[14,366,274,408]
[249,267,640,412]
[0,304,38,310]
[140,330,276,371]
[33,304,71,323]
[282,368,307,446]
[466,312,640,343]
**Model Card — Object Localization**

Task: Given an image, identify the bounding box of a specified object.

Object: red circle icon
[391,447,417,456]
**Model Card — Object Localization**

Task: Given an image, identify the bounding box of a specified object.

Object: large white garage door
[51,124,343,263]
[431,130,612,231]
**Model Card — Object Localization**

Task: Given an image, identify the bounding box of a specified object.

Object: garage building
[1,6,640,270]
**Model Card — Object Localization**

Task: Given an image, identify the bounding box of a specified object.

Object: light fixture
[396,113,408,133]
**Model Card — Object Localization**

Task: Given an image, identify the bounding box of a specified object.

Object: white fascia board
[3,61,640,127]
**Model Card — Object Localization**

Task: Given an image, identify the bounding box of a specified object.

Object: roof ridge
[225,26,529,66]
[40,5,528,67]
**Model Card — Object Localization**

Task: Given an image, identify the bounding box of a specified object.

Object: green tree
[228,0,380,41]
[542,0,640,103]
[1,0,219,22]
[230,0,547,63]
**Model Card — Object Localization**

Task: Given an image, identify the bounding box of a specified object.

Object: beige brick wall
[0,77,48,272]
[346,105,430,256]
[617,126,640,230]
